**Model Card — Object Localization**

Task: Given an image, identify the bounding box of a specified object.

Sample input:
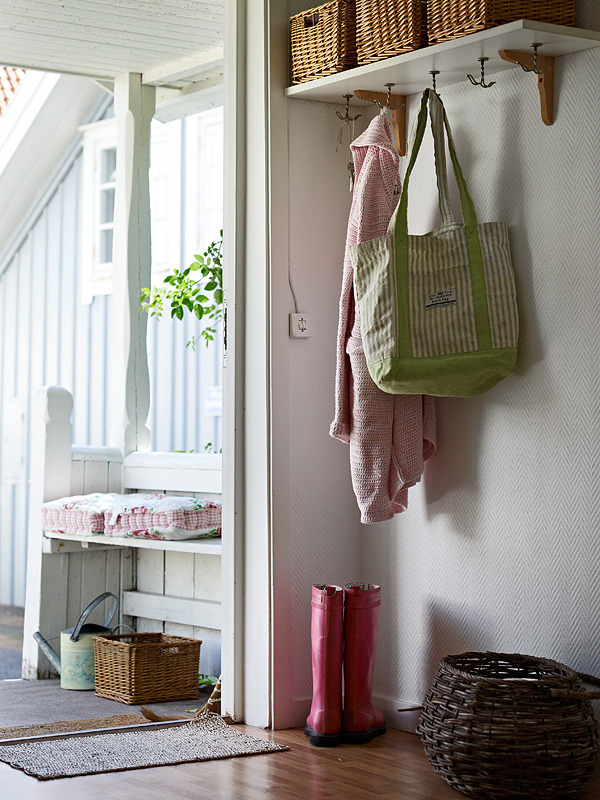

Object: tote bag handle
[389,89,492,358]
[392,89,478,242]
[402,91,459,233]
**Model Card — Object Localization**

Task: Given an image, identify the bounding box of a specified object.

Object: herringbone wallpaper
[287,1,600,711]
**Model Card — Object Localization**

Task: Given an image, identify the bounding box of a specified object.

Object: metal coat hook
[336,95,361,192]
[515,43,550,75]
[354,87,407,155]
[467,57,496,88]
[384,83,405,111]
[336,94,362,123]
[429,70,440,93]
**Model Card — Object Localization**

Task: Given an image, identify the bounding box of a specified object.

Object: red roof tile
[0,67,26,116]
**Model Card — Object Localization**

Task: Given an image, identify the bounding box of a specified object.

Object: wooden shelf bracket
[498,46,555,126]
[353,89,407,155]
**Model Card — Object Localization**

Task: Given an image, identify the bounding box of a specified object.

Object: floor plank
[0,724,599,799]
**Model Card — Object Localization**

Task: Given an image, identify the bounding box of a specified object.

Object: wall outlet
[289,312,311,338]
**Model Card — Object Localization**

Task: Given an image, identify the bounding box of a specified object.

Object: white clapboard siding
[0,105,223,606]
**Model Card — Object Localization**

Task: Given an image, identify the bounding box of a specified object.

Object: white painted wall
[279,0,600,727]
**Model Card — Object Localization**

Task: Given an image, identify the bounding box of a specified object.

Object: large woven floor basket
[418,652,600,799]
[94,632,201,705]
[428,1,576,45]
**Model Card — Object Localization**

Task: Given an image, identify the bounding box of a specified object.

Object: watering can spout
[33,631,61,674]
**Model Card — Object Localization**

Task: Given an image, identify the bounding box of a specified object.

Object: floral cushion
[105,494,221,540]
[42,493,222,540]
[41,493,115,535]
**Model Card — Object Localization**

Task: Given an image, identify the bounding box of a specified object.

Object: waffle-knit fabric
[330,114,436,523]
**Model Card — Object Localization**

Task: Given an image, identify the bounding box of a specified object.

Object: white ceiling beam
[142,45,224,86]
[154,74,224,123]
[93,79,114,96]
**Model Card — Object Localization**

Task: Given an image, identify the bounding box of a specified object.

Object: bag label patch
[426,288,456,310]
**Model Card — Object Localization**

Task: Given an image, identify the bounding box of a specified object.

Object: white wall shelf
[284,19,600,103]
[43,530,222,555]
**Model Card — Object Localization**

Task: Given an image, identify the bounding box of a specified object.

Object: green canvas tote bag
[350,88,518,397]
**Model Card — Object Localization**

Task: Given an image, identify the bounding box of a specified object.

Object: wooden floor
[1,724,599,799]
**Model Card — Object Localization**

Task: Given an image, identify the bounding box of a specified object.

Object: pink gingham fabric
[41,493,115,534]
[330,113,436,524]
[105,494,221,540]
[42,493,221,540]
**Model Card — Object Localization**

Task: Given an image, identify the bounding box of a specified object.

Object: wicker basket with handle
[356,0,427,65]
[418,651,600,799]
[94,632,201,705]
[427,0,576,45]
[290,0,357,84]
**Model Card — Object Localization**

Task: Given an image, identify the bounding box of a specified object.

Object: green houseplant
[140,230,223,349]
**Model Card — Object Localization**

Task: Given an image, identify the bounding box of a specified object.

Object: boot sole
[304,725,341,747]
[341,723,387,744]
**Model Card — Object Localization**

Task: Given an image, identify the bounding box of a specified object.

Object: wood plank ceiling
[0,1,224,88]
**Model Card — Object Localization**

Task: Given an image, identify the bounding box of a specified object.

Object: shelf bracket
[353,89,407,155]
[498,48,555,126]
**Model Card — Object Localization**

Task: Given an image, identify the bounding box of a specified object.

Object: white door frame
[220,0,247,722]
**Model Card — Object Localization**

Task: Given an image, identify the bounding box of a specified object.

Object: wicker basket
[418,652,600,800]
[94,632,201,705]
[356,1,427,65]
[428,1,576,45]
[290,0,357,84]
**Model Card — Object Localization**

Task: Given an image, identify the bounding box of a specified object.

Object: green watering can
[34,592,118,690]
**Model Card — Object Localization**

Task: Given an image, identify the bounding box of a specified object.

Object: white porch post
[21,386,73,678]
[111,73,155,456]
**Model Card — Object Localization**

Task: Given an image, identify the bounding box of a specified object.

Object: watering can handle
[70,592,118,641]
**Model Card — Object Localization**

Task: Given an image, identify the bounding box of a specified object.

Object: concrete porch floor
[0,604,211,729]
[0,678,212,729]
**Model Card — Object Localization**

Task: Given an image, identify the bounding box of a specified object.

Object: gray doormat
[0,712,289,780]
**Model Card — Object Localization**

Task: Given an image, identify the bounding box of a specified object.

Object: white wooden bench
[22,386,223,681]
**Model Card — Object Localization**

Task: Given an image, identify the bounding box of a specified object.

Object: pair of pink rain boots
[304,582,386,747]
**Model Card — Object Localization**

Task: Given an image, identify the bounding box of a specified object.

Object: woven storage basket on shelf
[94,632,201,705]
[290,0,357,84]
[356,0,427,65]
[418,652,600,800]
[428,1,576,45]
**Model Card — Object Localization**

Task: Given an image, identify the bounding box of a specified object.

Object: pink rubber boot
[304,584,344,747]
[342,583,386,744]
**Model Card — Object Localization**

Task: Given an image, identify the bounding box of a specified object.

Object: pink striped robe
[330,114,436,523]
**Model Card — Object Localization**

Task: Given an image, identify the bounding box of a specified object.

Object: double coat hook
[467,57,496,88]
[383,83,404,111]
[335,94,362,124]
[514,43,550,75]
[353,83,407,155]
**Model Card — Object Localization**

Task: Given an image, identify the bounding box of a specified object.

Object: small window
[79,117,183,303]
[98,147,116,269]
[79,119,118,302]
